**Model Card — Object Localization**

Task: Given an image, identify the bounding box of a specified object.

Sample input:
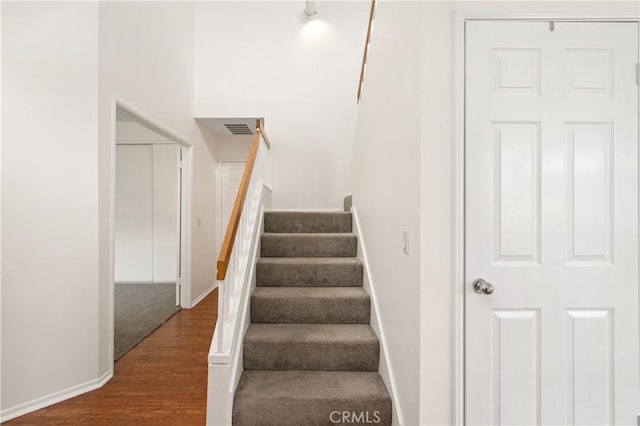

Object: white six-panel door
[465,21,639,425]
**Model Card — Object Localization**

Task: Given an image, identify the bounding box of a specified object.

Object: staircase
[233,211,392,426]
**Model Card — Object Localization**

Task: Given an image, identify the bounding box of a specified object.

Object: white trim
[175,145,182,306]
[109,97,194,376]
[192,282,218,308]
[114,99,192,148]
[459,11,639,21]
[454,12,640,425]
[453,11,466,426]
[108,97,118,371]
[351,206,404,426]
[181,144,193,308]
[0,370,113,423]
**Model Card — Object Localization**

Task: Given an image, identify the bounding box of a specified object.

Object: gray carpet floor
[114,283,180,360]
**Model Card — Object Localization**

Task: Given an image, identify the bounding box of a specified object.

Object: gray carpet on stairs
[256,257,363,287]
[114,283,180,360]
[251,287,370,323]
[261,233,358,257]
[233,211,392,426]
[244,323,379,371]
[234,371,392,426]
[264,211,352,233]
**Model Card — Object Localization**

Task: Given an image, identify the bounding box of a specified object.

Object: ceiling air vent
[224,123,253,135]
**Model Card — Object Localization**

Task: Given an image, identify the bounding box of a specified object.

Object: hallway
[5,290,218,425]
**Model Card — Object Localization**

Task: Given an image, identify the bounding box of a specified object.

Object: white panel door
[219,161,246,251]
[465,21,639,425]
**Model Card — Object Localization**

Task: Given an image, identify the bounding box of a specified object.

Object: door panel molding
[453,11,640,426]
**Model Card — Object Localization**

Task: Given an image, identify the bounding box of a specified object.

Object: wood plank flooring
[5,289,218,426]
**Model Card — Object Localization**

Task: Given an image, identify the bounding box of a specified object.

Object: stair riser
[261,235,357,257]
[233,398,392,426]
[256,261,363,287]
[244,341,379,371]
[251,296,370,324]
[264,212,352,233]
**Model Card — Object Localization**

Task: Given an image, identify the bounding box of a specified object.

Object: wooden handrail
[216,120,270,280]
[357,0,376,103]
[257,120,271,149]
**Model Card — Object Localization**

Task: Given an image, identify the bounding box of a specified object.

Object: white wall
[190,122,218,303]
[195,1,369,209]
[1,2,100,417]
[116,121,171,143]
[353,2,639,424]
[97,1,201,375]
[417,2,639,425]
[351,2,422,424]
[0,1,247,418]
[187,129,252,302]
[213,134,253,161]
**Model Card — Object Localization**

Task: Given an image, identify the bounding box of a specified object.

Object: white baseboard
[1,369,113,423]
[351,206,404,426]
[191,282,217,308]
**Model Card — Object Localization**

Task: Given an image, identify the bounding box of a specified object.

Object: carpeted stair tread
[243,323,379,371]
[251,287,370,324]
[261,233,357,257]
[256,257,363,287]
[264,211,352,233]
[233,370,392,426]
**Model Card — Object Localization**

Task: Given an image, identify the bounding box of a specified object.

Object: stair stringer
[351,206,404,426]
[206,187,271,426]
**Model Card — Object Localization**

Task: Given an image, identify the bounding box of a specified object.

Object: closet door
[115,145,153,282]
[152,144,179,283]
[465,21,639,425]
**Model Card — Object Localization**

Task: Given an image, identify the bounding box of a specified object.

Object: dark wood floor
[5,289,218,426]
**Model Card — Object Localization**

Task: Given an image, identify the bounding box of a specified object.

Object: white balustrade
[209,130,270,363]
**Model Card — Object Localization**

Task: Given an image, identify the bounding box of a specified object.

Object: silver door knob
[473,278,494,295]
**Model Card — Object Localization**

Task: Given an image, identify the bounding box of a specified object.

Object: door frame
[108,97,194,370]
[454,11,640,425]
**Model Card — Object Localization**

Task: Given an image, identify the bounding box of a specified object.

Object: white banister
[206,129,272,425]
